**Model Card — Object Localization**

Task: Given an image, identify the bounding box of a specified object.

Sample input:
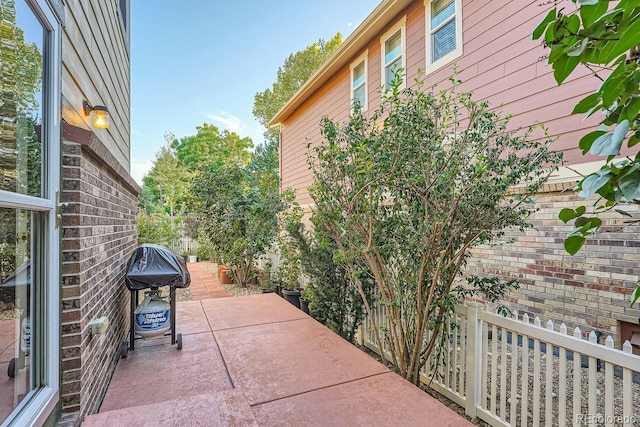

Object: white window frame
[425,0,463,73]
[380,16,407,91]
[350,50,368,111]
[0,0,61,425]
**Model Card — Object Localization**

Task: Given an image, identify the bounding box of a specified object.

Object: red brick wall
[60,124,139,420]
[466,182,640,345]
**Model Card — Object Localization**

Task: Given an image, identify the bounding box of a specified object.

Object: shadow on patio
[83,263,472,426]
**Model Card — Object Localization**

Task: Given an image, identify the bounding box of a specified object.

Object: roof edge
[267,0,412,128]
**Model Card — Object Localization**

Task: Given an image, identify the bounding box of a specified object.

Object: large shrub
[308,75,563,384]
[191,162,291,286]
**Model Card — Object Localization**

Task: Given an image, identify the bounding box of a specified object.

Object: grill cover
[125,244,191,290]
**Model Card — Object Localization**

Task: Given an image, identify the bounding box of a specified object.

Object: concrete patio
[82,263,472,426]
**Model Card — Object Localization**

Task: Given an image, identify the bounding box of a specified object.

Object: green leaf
[598,17,640,63]
[565,235,586,255]
[631,285,640,308]
[567,14,581,34]
[619,169,640,201]
[553,56,580,84]
[577,0,599,5]
[533,8,557,40]
[573,93,601,114]
[574,216,601,232]
[559,207,584,223]
[615,208,633,217]
[579,1,609,27]
[579,130,606,154]
[579,171,611,197]
[610,119,630,152]
[626,97,640,122]
[567,38,590,57]
[600,63,629,107]
[589,132,616,155]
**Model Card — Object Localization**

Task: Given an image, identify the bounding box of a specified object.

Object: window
[118,0,130,44]
[350,51,368,110]
[426,0,462,72]
[380,17,406,90]
[0,0,61,424]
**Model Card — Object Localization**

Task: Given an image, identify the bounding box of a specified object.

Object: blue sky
[130,0,381,184]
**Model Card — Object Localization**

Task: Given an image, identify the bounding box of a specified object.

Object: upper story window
[119,0,130,45]
[380,17,406,90]
[350,51,368,110]
[426,0,462,72]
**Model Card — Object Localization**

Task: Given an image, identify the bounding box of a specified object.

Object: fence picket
[458,312,466,395]
[558,323,567,427]
[499,326,507,421]
[509,313,518,425]
[445,317,451,389]
[573,327,582,426]
[533,317,541,427]
[588,331,597,420]
[521,314,530,427]
[545,320,554,427]
[482,320,490,415]
[623,340,633,427]
[604,335,614,426]
[490,324,498,414]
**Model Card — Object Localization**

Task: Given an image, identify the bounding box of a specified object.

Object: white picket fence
[360,303,640,427]
[170,237,198,256]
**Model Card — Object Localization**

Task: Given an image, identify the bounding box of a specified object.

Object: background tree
[170,123,252,171]
[142,140,192,218]
[253,33,343,127]
[191,146,292,286]
[138,125,254,248]
[533,0,640,305]
[308,76,562,385]
[137,212,181,248]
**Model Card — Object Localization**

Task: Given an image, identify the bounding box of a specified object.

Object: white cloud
[206,111,266,148]
[130,158,153,186]
[206,111,243,133]
[347,22,353,27]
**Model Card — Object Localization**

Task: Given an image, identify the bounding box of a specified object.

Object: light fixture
[83,100,110,129]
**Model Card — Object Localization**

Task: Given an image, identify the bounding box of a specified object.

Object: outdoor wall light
[83,100,110,129]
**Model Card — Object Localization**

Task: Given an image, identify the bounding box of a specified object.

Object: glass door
[0,0,60,425]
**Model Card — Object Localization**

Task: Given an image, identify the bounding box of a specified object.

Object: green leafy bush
[308,74,562,384]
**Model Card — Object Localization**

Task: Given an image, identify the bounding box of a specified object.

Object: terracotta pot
[219,266,233,284]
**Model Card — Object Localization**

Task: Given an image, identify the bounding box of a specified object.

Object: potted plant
[286,215,374,343]
[299,287,310,315]
[218,264,233,284]
[278,205,303,308]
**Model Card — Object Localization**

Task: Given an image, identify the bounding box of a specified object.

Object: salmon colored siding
[280,0,600,205]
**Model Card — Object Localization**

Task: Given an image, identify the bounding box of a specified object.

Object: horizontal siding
[281,0,605,205]
[62,0,131,170]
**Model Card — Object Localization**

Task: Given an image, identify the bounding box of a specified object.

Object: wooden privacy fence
[359,303,640,427]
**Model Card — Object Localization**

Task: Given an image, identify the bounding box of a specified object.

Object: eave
[268,0,413,128]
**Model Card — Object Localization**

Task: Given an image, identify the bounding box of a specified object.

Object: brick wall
[60,124,139,421]
[466,181,640,345]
